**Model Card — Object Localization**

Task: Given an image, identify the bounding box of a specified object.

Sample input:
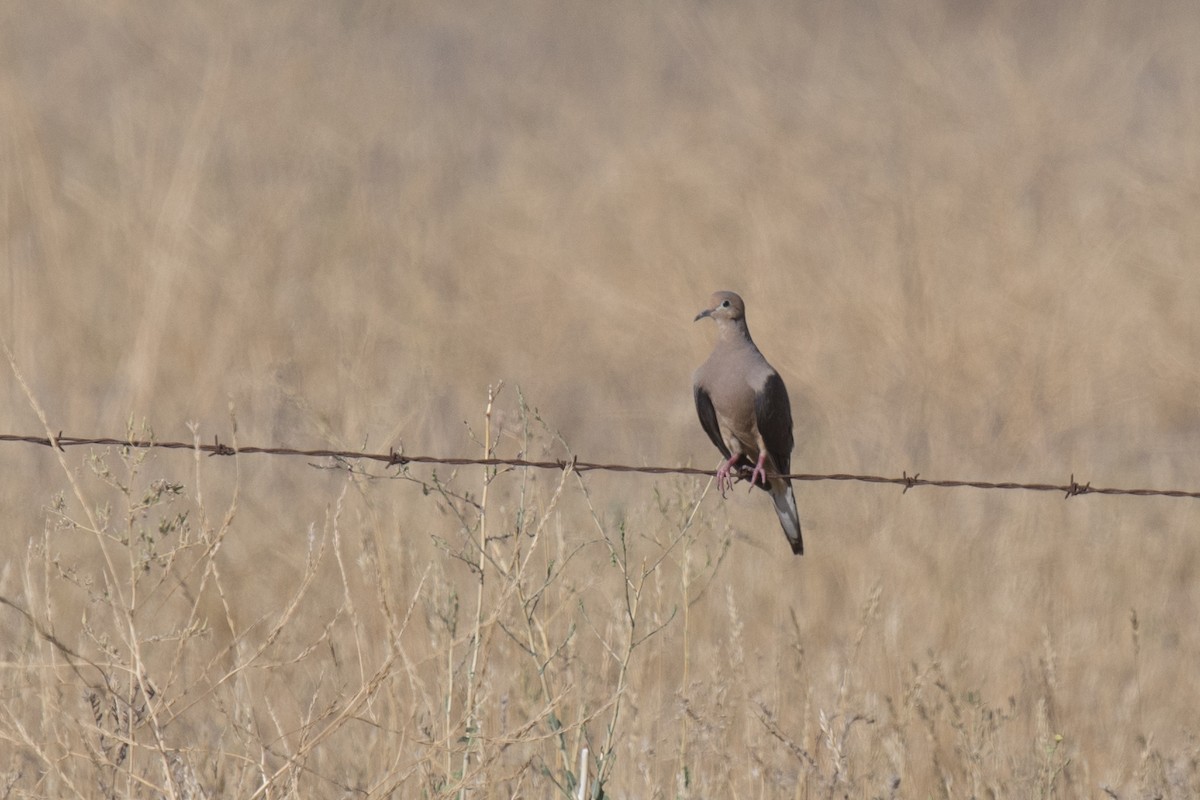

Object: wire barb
[1064,473,1091,499]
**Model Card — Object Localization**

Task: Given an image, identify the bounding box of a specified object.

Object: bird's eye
[721,300,730,308]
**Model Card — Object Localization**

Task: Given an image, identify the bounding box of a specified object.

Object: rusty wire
[3,431,1198,500]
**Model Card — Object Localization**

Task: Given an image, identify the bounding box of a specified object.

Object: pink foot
[715,455,740,497]
[748,452,769,490]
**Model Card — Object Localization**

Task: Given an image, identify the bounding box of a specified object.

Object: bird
[693,291,803,555]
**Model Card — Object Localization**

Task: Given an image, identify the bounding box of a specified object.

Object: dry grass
[3,0,1200,796]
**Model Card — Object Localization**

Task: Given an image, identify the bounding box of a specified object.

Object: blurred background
[3,0,1200,795]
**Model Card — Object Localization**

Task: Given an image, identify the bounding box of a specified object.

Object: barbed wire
[3,431,1198,500]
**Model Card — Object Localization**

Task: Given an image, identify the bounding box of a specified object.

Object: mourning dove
[693,291,803,555]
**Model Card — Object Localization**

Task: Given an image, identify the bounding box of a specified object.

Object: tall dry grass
[3,0,1200,796]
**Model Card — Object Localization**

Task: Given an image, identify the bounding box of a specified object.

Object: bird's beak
[694,308,712,322]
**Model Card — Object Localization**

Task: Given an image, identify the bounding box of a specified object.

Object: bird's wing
[694,383,731,460]
[754,371,794,475]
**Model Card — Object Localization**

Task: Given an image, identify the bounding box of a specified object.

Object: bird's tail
[770,480,803,555]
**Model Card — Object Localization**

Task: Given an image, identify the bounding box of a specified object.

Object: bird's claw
[749,463,768,489]
[715,458,738,497]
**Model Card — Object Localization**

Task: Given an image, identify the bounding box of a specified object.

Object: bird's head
[694,291,746,323]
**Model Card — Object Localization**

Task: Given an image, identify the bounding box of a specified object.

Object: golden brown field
[3,1,1200,797]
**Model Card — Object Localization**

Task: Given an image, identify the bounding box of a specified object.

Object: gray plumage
[693,291,803,555]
